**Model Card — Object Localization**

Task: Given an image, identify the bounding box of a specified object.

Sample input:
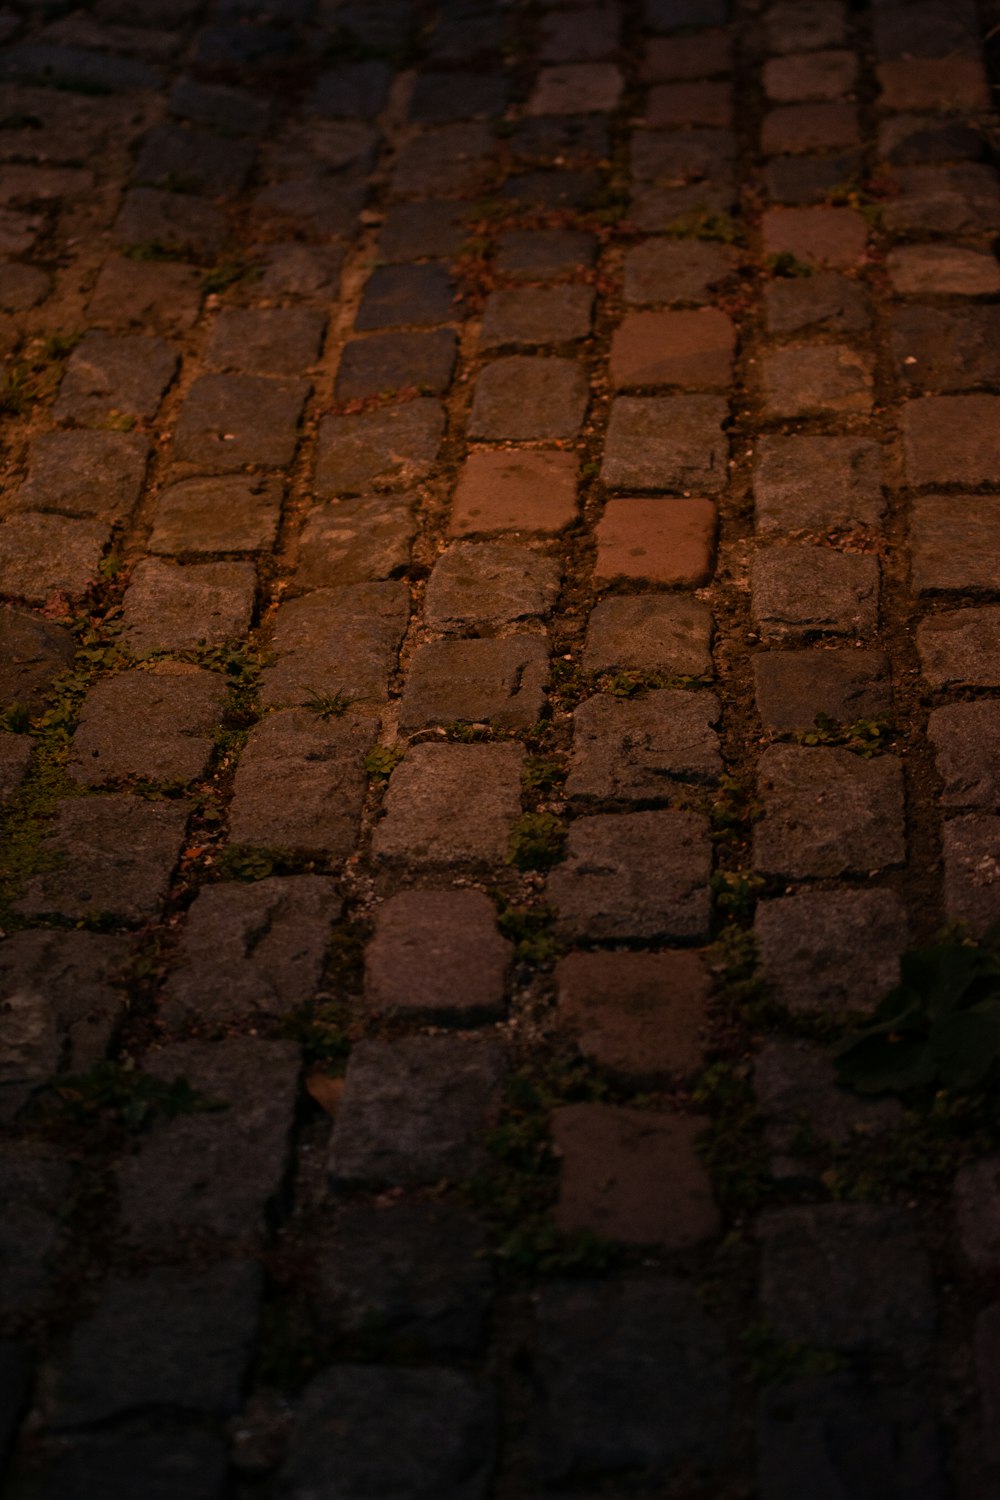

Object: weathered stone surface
[11,430,149,525]
[535,1278,731,1479]
[1,42,162,91]
[254,177,366,238]
[761,206,868,268]
[541,4,621,61]
[205,307,326,376]
[567,689,720,798]
[87,257,202,335]
[228,710,376,856]
[0,1145,72,1313]
[753,649,891,733]
[292,493,414,591]
[630,180,737,232]
[511,115,612,161]
[549,810,712,941]
[329,1036,505,1185]
[645,28,732,78]
[315,400,444,497]
[495,229,597,280]
[647,78,732,127]
[528,62,623,114]
[601,396,728,492]
[366,889,510,1023]
[761,343,872,419]
[390,123,494,198]
[904,396,1000,488]
[261,582,409,708]
[611,308,734,390]
[116,1040,300,1244]
[0,607,74,712]
[764,271,870,337]
[372,742,524,869]
[752,546,879,638]
[53,331,177,424]
[583,594,714,676]
[53,1262,262,1426]
[764,48,856,101]
[942,815,1000,937]
[468,357,588,440]
[278,1365,496,1500]
[882,164,1000,238]
[317,1200,492,1353]
[631,126,735,183]
[595,496,717,586]
[762,101,858,156]
[134,123,254,197]
[113,187,227,257]
[15,794,187,923]
[378,201,468,262]
[623,238,739,305]
[121,559,256,655]
[313,60,391,118]
[450,449,578,535]
[480,286,593,350]
[0,262,50,312]
[556,949,710,1079]
[754,436,884,534]
[172,375,309,471]
[69,666,224,786]
[917,607,1000,689]
[893,305,1000,396]
[765,0,845,52]
[754,746,905,879]
[764,151,864,207]
[886,244,1000,298]
[758,1204,934,1356]
[0,513,109,605]
[928,703,1000,812]
[159,877,341,1027]
[400,635,549,730]
[910,495,1000,594]
[148,475,281,556]
[424,543,560,632]
[255,242,345,299]
[170,76,270,135]
[37,1428,230,1500]
[356,263,455,330]
[335,330,457,401]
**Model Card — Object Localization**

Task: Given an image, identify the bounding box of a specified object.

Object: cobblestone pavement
[1,0,1000,1494]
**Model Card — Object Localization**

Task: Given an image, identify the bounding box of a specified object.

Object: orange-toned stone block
[761,206,869,269]
[610,309,734,390]
[595,497,717,586]
[450,449,578,535]
[556,949,711,1080]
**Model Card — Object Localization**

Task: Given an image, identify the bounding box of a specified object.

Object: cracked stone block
[753,436,884,534]
[112,187,227,258]
[480,286,594,349]
[171,374,309,470]
[601,395,729,492]
[943,815,1000,936]
[468,356,588,440]
[159,876,340,1028]
[0,513,109,605]
[595,496,717,586]
[366,889,510,1024]
[764,271,871,337]
[148,474,282,556]
[292,493,416,591]
[758,1204,934,1357]
[754,746,905,879]
[910,495,1000,594]
[755,888,908,1015]
[753,649,891,733]
[87,258,203,335]
[761,206,868,269]
[892,306,1000,395]
[0,1145,73,1314]
[278,1365,495,1500]
[752,546,879,638]
[583,594,714,677]
[11,430,150,525]
[917,607,1000,689]
[53,331,178,424]
[121,558,256,654]
[535,1278,731,1480]
[623,239,739,305]
[390,123,494,199]
[134,123,254,197]
[170,76,270,135]
[68,665,225,785]
[0,732,31,805]
[557,949,711,1080]
[52,1261,262,1426]
[261,581,409,708]
[495,228,597,280]
[36,1427,230,1500]
[356,263,455,330]
[228,710,376,857]
[15,794,187,923]
[760,344,872,419]
[116,1039,300,1244]
[317,1199,492,1355]
[424,543,560,632]
[335,330,457,401]
[329,1036,505,1185]
[611,308,734,389]
[0,607,74,712]
[205,307,326,376]
[886,244,1000,298]
[255,242,345,299]
[549,810,712,941]
[928,703,1000,812]
[372,742,524,869]
[450,449,579,535]
[315,400,444,497]
[567,689,721,798]
[378,202,469,262]
[399,636,550,730]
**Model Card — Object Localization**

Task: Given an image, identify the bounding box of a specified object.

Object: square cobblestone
[917,607,1000,689]
[601,395,729,492]
[755,887,908,1014]
[134,122,254,197]
[567,689,721,799]
[112,187,226,257]
[365,889,511,1024]
[886,244,1000,298]
[495,229,597,280]
[170,76,270,135]
[53,331,178,424]
[0,607,74,713]
[644,29,732,78]
[0,514,109,605]
[877,56,990,112]
[410,69,509,122]
[766,0,846,52]
[12,430,149,525]
[611,308,734,389]
[372,742,524,869]
[480,286,594,350]
[148,475,282,556]
[69,665,225,786]
[631,126,735,184]
[450,450,579,535]
[623,239,740,305]
[336,330,457,400]
[548,809,712,941]
[400,635,550,730]
[754,436,885,534]
[753,648,891,732]
[315,400,444,496]
[356,264,456,331]
[121,558,256,654]
[595,496,718,586]
[205,307,326,376]
[172,374,309,470]
[390,123,494,199]
[583,594,714,676]
[928,703,1000,812]
[943,815,1000,936]
[556,949,711,1080]
[879,114,985,168]
[764,49,856,101]
[762,101,858,155]
[527,62,623,114]
[261,582,409,708]
[541,5,621,61]
[87,257,202,335]
[754,744,905,879]
[760,344,873,419]
[254,177,366,238]
[292,494,416,591]
[764,271,871,337]
[752,545,879,638]
[883,164,1000,238]
[254,242,345,300]
[378,202,468,262]
[647,80,733,126]
[424,543,561,632]
[468,357,588,440]
[910,495,1000,594]
[903,396,1000,487]
[893,304,1000,396]
[763,151,863,206]
[761,206,868,268]
[313,60,391,118]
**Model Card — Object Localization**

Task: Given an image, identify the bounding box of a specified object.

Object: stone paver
[399,636,550,730]
[365,890,510,1024]
[556,949,711,1079]
[292,494,416,591]
[260,582,409,708]
[583,594,714,676]
[315,400,444,496]
[450,450,578,535]
[68,665,225,785]
[601,396,729,492]
[753,648,891,731]
[755,744,905,879]
[172,375,309,470]
[148,475,282,556]
[752,546,879,638]
[372,742,524,869]
[567,689,721,798]
[120,558,256,655]
[468,357,588,440]
[424,543,560,632]
[754,436,885,534]
[595,496,717,586]
[755,888,909,1015]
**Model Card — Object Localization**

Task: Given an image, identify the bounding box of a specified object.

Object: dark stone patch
[409,71,508,122]
[261,581,409,708]
[112,188,227,258]
[315,400,444,496]
[335,330,457,400]
[205,307,326,376]
[53,332,178,424]
[11,430,149,524]
[377,201,469,262]
[355,263,455,330]
[172,374,309,470]
[133,123,254,198]
[313,61,392,119]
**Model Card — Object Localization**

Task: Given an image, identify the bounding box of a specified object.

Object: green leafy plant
[53,1061,225,1131]
[507,811,567,870]
[364,743,404,780]
[303,687,351,719]
[496,900,563,966]
[765,252,814,278]
[664,209,744,245]
[794,713,892,757]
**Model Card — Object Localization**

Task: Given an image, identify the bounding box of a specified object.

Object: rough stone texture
[356,263,455,330]
[148,475,282,556]
[0,263,50,312]
[942,815,1000,937]
[765,0,846,52]
[335,330,457,400]
[631,126,735,184]
[886,244,1000,298]
[134,122,254,197]
[116,1040,300,1244]
[261,582,407,708]
[595,496,717,586]
[752,546,879,638]
[0,513,109,604]
[882,164,1000,237]
[541,5,621,61]
[583,594,714,676]
[227,710,375,856]
[601,395,729,492]
[917,607,1000,689]
[754,436,884,534]
[479,286,594,350]
[390,123,494,199]
[450,449,578,535]
[410,69,508,123]
[278,1365,495,1500]
[764,272,871,338]
[159,877,341,1027]
[254,177,367,238]
[379,202,468,262]
[313,60,391,118]
[910,496,1000,594]
[52,1262,262,1425]
[535,1278,731,1480]
[527,62,623,114]
[255,242,345,300]
[903,397,1000,489]
[548,810,712,941]
[11,430,150,524]
[53,331,177,424]
[762,101,858,156]
[172,374,309,471]
[878,114,986,169]
[567,689,721,798]
[556,949,711,1080]
[0,1146,72,1313]
[647,79,733,127]
[892,306,1000,395]
[170,76,270,135]
[365,889,510,1023]
[120,559,256,655]
[36,1428,230,1500]
[955,1157,1000,1273]
[293,493,415,590]
[399,635,550,730]
[755,888,908,1016]
[372,742,524,869]
[329,1036,505,1185]
[495,229,597,280]
[0,607,74,712]
[753,649,891,732]
[424,543,560,632]
[15,794,187,923]
[764,48,856,101]
[611,308,734,389]
[623,239,739,305]
[761,206,868,268]
[468,357,588,440]
[68,666,224,786]
[552,1103,719,1246]
[758,1204,935,1357]
[754,745,905,879]
[205,307,326,376]
[764,151,864,207]
[760,344,873,419]
[317,1200,492,1354]
[928,703,1000,812]
[315,400,445,497]
[113,188,227,257]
